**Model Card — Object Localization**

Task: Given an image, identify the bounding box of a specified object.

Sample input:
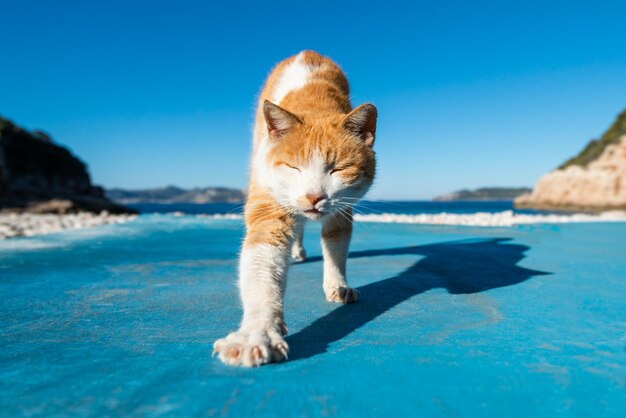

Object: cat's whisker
[333,208,353,226]
[331,201,384,218]
[331,204,378,235]
[333,196,362,200]
[352,205,386,216]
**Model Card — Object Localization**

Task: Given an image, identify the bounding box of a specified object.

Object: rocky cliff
[0,117,134,214]
[515,110,626,211]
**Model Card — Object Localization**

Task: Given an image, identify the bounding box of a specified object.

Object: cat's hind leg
[290,219,307,262]
[321,209,359,303]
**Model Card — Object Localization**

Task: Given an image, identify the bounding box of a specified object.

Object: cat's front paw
[325,286,360,303]
[213,327,289,367]
[291,245,307,262]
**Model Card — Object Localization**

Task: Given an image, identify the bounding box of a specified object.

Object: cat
[213,50,377,367]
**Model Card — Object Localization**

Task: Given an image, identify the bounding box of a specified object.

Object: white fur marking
[272,52,313,105]
[239,244,290,328]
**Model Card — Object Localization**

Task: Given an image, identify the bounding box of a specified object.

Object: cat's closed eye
[276,162,301,172]
[329,166,349,175]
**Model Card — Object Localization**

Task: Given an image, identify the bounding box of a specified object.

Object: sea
[125,200,547,216]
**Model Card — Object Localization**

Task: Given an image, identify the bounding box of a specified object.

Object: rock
[516,136,626,211]
[516,110,626,211]
[0,212,137,239]
[21,198,133,215]
[0,116,135,214]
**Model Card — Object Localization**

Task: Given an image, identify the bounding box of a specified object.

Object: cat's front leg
[321,208,359,303]
[213,220,293,367]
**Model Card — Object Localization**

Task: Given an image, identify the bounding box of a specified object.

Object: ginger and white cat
[213,51,377,367]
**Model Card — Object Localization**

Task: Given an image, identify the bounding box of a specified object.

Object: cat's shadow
[286,237,550,361]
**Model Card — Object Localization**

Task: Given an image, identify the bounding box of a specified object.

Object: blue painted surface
[1,216,625,417]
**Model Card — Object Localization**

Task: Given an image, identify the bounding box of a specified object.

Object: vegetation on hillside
[559,109,626,169]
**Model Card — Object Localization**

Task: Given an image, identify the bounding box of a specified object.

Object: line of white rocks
[352,210,626,227]
[2,209,625,240]
[0,212,137,239]
[194,210,626,226]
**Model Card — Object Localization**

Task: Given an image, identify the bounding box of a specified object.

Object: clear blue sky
[2,0,626,199]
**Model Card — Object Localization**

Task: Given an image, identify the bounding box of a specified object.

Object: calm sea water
[127,200,547,215]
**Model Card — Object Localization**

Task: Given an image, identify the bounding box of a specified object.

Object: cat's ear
[263,100,301,139]
[343,104,378,147]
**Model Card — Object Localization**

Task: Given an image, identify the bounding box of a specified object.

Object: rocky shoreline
[0,212,137,239]
[1,116,136,217]
[353,210,626,226]
[168,211,626,227]
[515,136,626,211]
[515,109,626,211]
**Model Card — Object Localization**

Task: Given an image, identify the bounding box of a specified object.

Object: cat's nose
[306,193,326,206]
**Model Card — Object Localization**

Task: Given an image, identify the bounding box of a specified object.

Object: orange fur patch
[244,189,295,248]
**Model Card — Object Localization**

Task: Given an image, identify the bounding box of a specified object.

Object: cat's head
[259,100,377,220]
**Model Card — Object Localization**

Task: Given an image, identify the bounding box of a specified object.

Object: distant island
[106,186,245,204]
[516,108,626,211]
[433,187,532,202]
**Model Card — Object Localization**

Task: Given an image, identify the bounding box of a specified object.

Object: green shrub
[559,109,626,169]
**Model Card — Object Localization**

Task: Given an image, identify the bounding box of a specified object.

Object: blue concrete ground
[1,216,625,417]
